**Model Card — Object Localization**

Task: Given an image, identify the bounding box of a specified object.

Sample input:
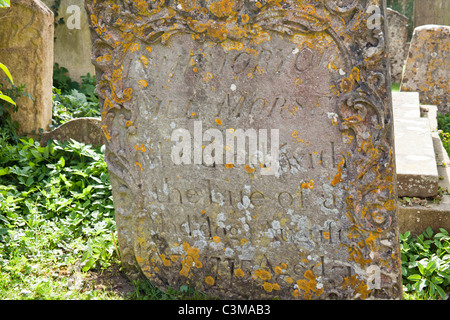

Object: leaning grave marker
[86,0,402,299]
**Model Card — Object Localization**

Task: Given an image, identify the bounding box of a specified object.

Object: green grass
[392,82,401,92]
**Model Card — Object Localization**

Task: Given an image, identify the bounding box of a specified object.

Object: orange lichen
[179,242,202,277]
[234,269,245,278]
[253,269,271,281]
[245,165,255,173]
[292,270,324,300]
[203,72,213,81]
[301,179,315,189]
[342,275,371,299]
[205,276,215,285]
[263,282,280,292]
[331,157,345,186]
[138,79,148,88]
[160,254,171,267]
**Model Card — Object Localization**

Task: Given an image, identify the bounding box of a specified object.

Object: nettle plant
[401,227,450,299]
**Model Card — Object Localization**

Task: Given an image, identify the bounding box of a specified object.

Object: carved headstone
[386,8,409,83]
[86,0,401,300]
[401,25,449,113]
[0,0,54,136]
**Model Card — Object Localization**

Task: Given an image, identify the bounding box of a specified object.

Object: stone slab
[400,25,450,113]
[0,0,54,136]
[393,91,439,197]
[40,117,104,146]
[386,9,409,83]
[398,104,450,237]
[86,0,402,300]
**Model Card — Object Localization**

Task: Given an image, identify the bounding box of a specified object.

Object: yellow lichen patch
[342,275,371,299]
[292,270,324,300]
[240,238,247,245]
[170,255,179,262]
[209,0,236,18]
[135,162,143,171]
[295,78,303,86]
[160,254,171,267]
[252,31,271,44]
[177,0,196,12]
[138,79,148,88]
[203,72,213,82]
[215,118,222,125]
[274,266,283,275]
[253,269,271,281]
[201,210,207,214]
[245,165,255,173]
[225,163,234,169]
[140,56,149,69]
[205,276,215,286]
[331,157,345,186]
[263,282,280,292]
[241,13,249,23]
[221,39,244,52]
[179,242,202,277]
[102,125,111,141]
[213,236,221,243]
[301,179,315,189]
[231,268,244,278]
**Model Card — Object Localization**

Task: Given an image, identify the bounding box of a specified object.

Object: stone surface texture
[86,0,402,300]
[40,117,104,146]
[0,0,54,136]
[386,8,408,83]
[400,25,450,112]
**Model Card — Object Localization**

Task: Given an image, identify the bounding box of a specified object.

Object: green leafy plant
[0,136,119,298]
[401,227,450,300]
[51,71,100,129]
[0,0,10,8]
[53,63,80,94]
[0,63,33,142]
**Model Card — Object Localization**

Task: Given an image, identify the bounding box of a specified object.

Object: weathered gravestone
[86,0,402,299]
[401,25,450,113]
[41,0,96,83]
[386,8,409,83]
[0,0,54,136]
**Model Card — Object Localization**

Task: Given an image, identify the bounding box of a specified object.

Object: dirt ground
[83,264,136,299]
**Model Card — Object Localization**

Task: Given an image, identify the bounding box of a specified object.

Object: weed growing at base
[401,227,450,300]
[0,137,118,298]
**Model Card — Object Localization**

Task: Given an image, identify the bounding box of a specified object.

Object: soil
[83,264,136,299]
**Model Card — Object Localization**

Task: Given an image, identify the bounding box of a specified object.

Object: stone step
[393,91,439,198]
[398,103,450,237]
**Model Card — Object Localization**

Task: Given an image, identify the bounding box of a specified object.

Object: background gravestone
[41,0,95,83]
[386,8,409,83]
[401,25,449,113]
[0,0,54,136]
[414,0,450,28]
[86,0,402,299]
